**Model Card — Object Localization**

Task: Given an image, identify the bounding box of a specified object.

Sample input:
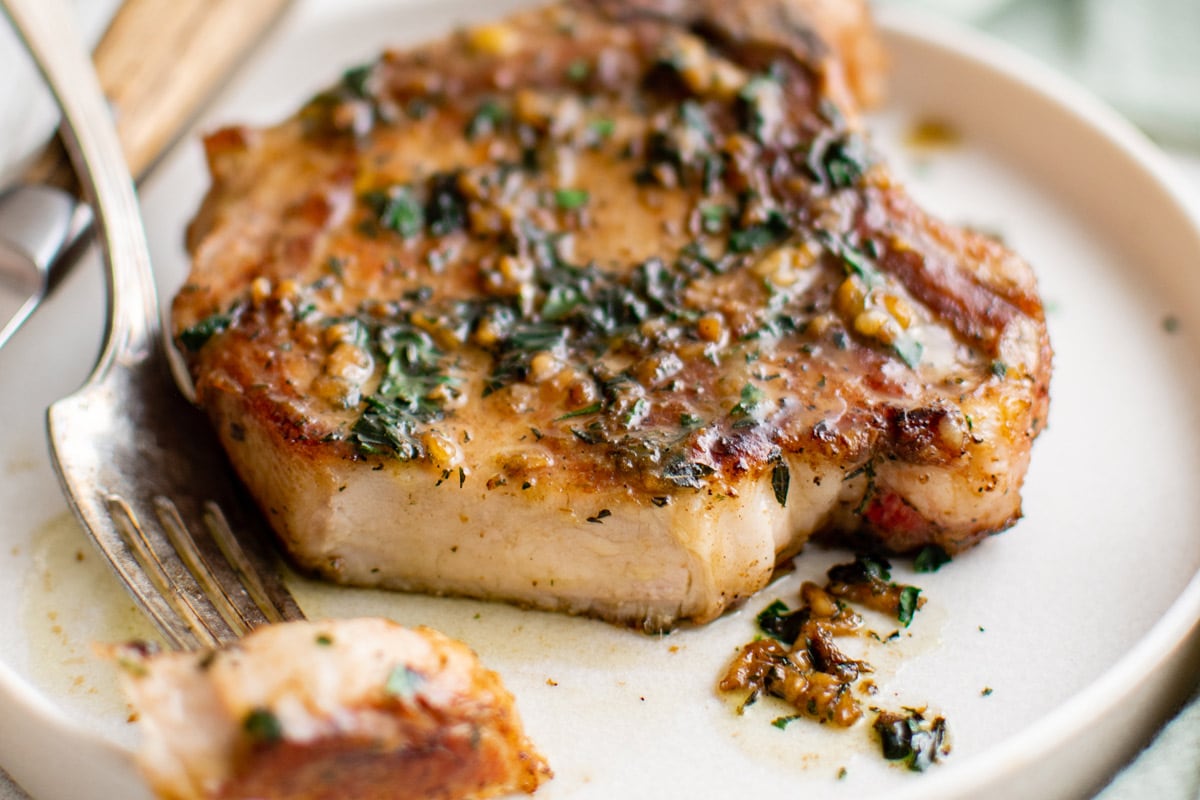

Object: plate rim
[874,7,1200,798]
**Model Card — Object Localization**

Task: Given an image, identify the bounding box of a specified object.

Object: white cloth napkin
[1096,687,1200,799]
[0,769,26,800]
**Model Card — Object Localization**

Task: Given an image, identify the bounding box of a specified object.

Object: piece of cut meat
[172,0,1051,630]
[114,618,551,800]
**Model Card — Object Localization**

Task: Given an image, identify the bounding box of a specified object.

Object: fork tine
[154,491,305,636]
[104,495,230,650]
[153,496,258,638]
[203,500,306,625]
[50,352,309,652]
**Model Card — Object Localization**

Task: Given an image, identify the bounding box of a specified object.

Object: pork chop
[115,619,550,800]
[172,0,1051,630]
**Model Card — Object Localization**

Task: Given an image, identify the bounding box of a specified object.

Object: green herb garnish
[661,456,715,489]
[828,553,891,583]
[425,171,468,237]
[621,397,649,427]
[364,186,424,238]
[893,334,924,369]
[588,118,616,139]
[737,74,779,141]
[243,708,283,743]
[913,545,951,573]
[897,586,922,627]
[466,99,508,139]
[808,131,869,189]
[873,711,948,772]
[541,284,585,320]
[341,63,374,99]
[179,313,231,352]
[771,462,790,507]
[566,59,590,82]
[351,323,455,458]
[555,401,604,421]
[729,210,790,253]
[755,599,810,646]
[554,188,590,210]
[730,382,766,419]
[699,204,728,234]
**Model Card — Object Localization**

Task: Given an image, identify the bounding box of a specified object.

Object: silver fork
[0,0,295,352]
[3,0,306,651]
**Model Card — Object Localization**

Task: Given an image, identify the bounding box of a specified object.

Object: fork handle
[23,0,293,192]
[3,0,160,363]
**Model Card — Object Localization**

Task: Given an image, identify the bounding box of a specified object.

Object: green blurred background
[877,0,1200,150]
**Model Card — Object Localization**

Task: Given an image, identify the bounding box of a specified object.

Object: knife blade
[0,0,293,350]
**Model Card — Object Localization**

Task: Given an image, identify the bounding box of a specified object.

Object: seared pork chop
[172,0,1051,630]
[116,619,550,800]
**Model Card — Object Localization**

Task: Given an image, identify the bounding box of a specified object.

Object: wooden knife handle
[23,0,293,191]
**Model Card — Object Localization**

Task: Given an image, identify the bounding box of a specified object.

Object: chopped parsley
[897,586,922,627]
[340,63,374,100]
[873,710,949,772]
[828,553,891,584]
[555,401,603,421]
[566,59,590,82]
[243,708,283,743]
[425,172,468,237]
[179,313,231,352]
[364,186,424,238]
[621,397,649,427]
[913,545,951,573]
[755,599,809,646]
[771,461,790,507]
[466,99,508,139]
[699,204,728,234]
[893,334,924,369]
[554,188,590,210]
[588,117,616,140]
[730,382,767,420]
[729,210,790,253]
[826,234,885,290]
[351,322,457,459]
[807,131,869,190]
[737,73,781,141]
[661,456,715,489]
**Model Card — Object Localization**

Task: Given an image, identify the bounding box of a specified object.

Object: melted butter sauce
[903,117,963,152]
[16,511,951,794]
[20,512,164,746]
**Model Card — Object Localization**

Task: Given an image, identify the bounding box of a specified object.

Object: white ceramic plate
[3,2,1200,798]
